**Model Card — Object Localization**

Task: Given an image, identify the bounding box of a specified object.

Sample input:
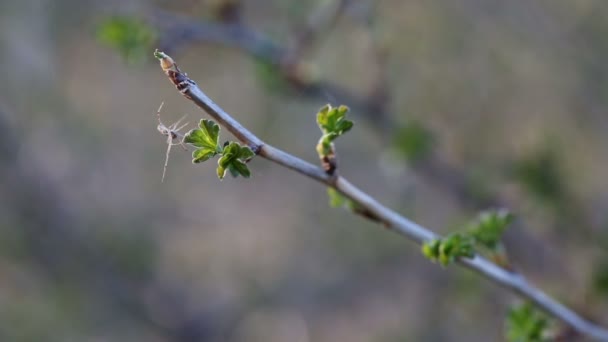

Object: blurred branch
[106,9,590,248]
[286,0,352,60]
[155,52,608,341]
[145,9,508,208]
[146,8,583,265]
[148,9,386,124]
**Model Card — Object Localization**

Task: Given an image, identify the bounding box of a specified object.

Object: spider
[156,102,188,182]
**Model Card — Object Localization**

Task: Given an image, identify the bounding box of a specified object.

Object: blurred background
[1,0,608,341]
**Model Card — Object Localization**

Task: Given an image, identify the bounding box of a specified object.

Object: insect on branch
[156,102,189,182]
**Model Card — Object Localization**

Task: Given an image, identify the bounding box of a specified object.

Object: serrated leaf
[468,209,513,250]
[316,104,331,125]
[335,120,353,134]
[228,165,240,178]
[423,233,474,266]
[237,146,255,160]
[184,119,220,150]
[316,104,353,135]
[222,142,240,156]
[231,159,251,178]
[218,152,234,169]
[215,142,253,179]
[192,148,217,163]
[315,105,353,169]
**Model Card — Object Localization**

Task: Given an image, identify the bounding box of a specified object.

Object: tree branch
[155,51,608,341]
[148,10,385,121]
[148,8,603,265]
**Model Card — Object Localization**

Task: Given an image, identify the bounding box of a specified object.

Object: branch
[286,0,352,60]
[150,12,598,241]
[148,10,385,121]
[154,51,608,341]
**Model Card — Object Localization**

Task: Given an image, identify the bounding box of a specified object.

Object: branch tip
[153,49,167,60]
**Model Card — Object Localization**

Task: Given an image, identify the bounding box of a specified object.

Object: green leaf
[228,165,240,178]
[184,119,221,151]
[316,104,331,127]
[422,233,474,266]
[218,152,234,168]
[505,303,549,342]
[215,142,253,179]
[185,120,222,164]
[422,239,441,259]
[97,16,156,64]
[327,188,346,207]
[237,145,255,160]
[217,163,227,179]
[316,104,353,137]
[468,209,514,250]
[231,159,251,178]
[315,104,353,170]
[192,148,218,163]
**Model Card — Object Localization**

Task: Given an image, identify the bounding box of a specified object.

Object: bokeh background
[1,0,608,341]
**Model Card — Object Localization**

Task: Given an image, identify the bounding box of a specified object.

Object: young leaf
[217,163,227,179]
[506,302,549,342]
[237,145,255,161]
[422,239,441,260]
[422,233,474,266]
[216,149,234,179]
[468,209,514,250]
[315,104,353,174]
[327,188,346,208]
[316,104,353,136]
[184,119,223,164]
[192,148,218,163]
[215,142,253,179]
[184,119,221,150]
[231,159,251,178]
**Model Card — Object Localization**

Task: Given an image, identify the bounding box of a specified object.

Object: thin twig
[149,10,602,234]
[155,51,608,341]
[148,10,383,120]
